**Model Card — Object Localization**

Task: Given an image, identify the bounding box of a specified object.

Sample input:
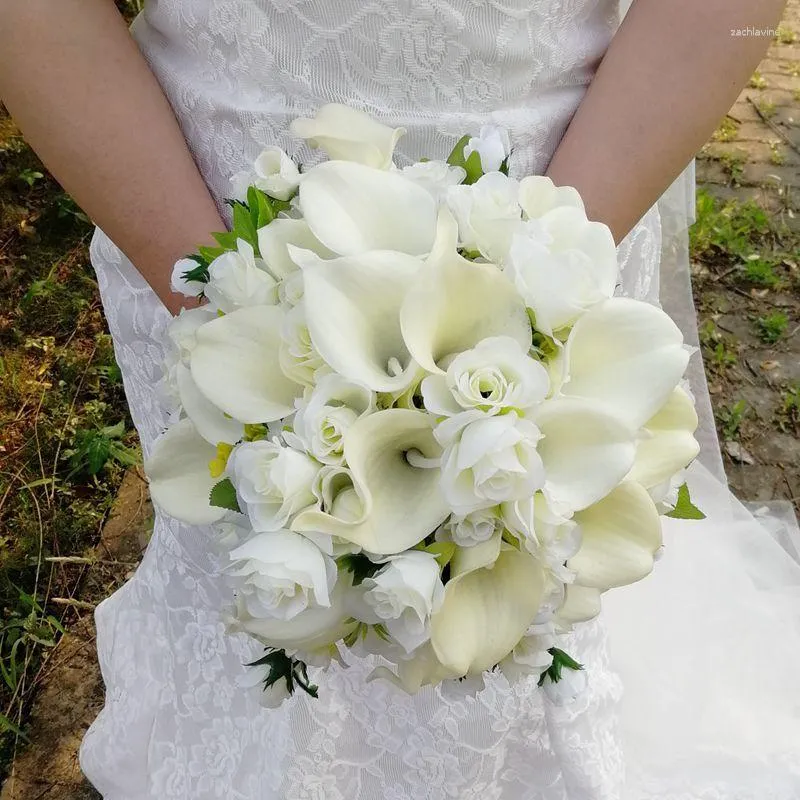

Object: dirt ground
[0,4,799,799]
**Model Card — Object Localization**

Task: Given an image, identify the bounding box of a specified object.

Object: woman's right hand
[0,0,227,315]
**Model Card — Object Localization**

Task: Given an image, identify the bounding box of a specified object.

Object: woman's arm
[0,0,225,314]
[545,0,787,243]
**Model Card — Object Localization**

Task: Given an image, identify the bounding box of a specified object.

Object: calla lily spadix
[568,481,662,590]
[628,386,700,489]
[292,246,422,393]
[430,545,545,676]
[533,397,637,513]
[176,364,243,446]
[562,297,691,430]
[144,417,227,526]
[298,160,437,256]
[190,305,302,424]
[400,208,531,373]
[292,409,450,555]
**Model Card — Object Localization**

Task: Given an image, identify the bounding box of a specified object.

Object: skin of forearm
[545,0,788,243]
[0,0,225,314]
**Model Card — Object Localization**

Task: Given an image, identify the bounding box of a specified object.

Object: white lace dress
[80,1,800,797]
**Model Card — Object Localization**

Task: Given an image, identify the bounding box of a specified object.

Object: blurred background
[0,0,798,796]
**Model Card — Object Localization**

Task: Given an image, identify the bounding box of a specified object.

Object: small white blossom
[205,239,278,313]
[463,124,511,173]
[443,508,503,547]
[400,160,466,203]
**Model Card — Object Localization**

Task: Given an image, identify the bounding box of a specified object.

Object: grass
[748,71,768,90]
[712,117,739,143]
[0,108,134,773]
[717,400,749,441]
[755,312,789,344]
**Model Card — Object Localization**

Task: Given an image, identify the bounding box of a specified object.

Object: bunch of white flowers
[146,104,703,706]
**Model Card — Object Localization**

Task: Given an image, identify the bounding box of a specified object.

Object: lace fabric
[80,1,800,797]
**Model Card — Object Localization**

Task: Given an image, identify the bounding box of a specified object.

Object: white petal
[563,298,690,429]
[569,481,662,590]
[290,104,405,169]
[292,409,449,555]
[298,247,421,392]
[190,306,302,423]
[518,175,585,218]
[557,583,602,625]
[176,363,244,445]
[144,418,226,525]
[400,209,531,373]
[298,160,437,256]
[430,547,544,675]
[628,386,700,488]
[257,219,334,280]
[534,398,637,513]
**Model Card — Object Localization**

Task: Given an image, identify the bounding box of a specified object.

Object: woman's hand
[0,0,226,315]
[545,0,788,243]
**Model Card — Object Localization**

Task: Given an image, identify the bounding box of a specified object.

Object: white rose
[359,551,445,654]
[229,146,301,202]
[499,624,557,683]
[435,410,546,515]
[463,124,511,173]
[278,270,305,307]
[505,208,618,336]
[227,440,319,532]
[502,493,581,582]
[204,239,279,313]
[443,508,503,547]
[278,303,328,387]
[237,664,293,709]
[290,103,405,170]
[227,529,336,621]
[421,336,549,418]
[400,160,466,203]
[289,373,375,465]
[446,172,521,262]
[542,662,588,706]
[170,257,206,298]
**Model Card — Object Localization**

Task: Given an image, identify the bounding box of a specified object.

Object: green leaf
[337,553,381,586]
[209,478,240,512]
[422,541,456,569]
[232,202,258,249]
[538,647,584,686]
[181,255,210,284]
[198,244,227,264]
[666,482,706,520]
[247,186,276,231]
[462,149,485,185]
[446,135,470,168]
[212,230,240,251]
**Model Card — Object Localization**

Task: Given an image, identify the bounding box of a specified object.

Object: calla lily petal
[296,247,422,392]
[292,409,449,555]
[299,160,437,256]
[190,306,302,424]
[518,175,585,218]
[563,298,690,429]
[557,583,602,625]
[534,398,637,513]
[368,643,457,693]
[569,481,662,590]
[400,209,531,373]
[628,386,700,488]
[257,218,335,280]
[176,364,243,446]
[144,417,226,525]
[430,546,544,675]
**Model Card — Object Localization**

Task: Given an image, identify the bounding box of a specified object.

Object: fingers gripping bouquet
[148,104,704,708]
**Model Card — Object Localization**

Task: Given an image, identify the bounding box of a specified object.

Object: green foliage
[64,421,138,479]
[246,648,318,700]
[690,189,770,262]
[209,479,241,513]
[16,169,44,188]
[337,553,381,586]
[446,135,485,185]
[538,647,584,686]
[666,483,706,520]
[717,399,748,441]
[755,312,789,344]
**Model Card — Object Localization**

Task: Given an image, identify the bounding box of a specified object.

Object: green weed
[755,312,789,343]
[717,400,748,440]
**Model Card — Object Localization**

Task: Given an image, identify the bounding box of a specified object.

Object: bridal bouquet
[146,105,703,707]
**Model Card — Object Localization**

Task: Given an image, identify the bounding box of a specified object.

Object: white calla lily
[557,583,602,625]
[533,398,637,513]
[144,417,226,525]
[430,545,545,675]
[257,218,334,281]
[190,305,302,423]
[298,160,437,256]
[518,175,585,219]
[562,297,691,429]
[400,209,531,373]
[368,643,457,694]
[568,481,662,590]
[290,103,405,169]
[629,386,700,489]
[292,409,449,555]
[295,246,422,392]
[176,363,243,446]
